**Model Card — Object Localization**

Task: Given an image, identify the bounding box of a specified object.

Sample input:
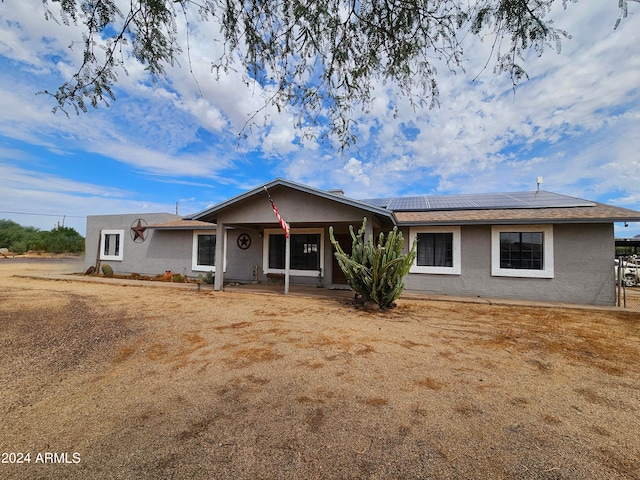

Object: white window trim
[263,228,324,277]
[409,226,461,275]
[100,229,124,261]
[491,225,554,278]
[191,230,227,272]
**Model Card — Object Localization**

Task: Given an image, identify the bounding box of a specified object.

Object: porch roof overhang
[393,203,640,226]
[189,178,395,224]
[146,219,216,230]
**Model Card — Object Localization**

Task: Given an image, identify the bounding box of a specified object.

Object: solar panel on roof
[360,191,595,212]
[360,197,391,208]
[386,196,427,210]
[429,195,479,209]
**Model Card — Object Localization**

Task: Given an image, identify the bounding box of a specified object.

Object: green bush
[41,227,85,253]
[329,218,417,309]
[197,272,215,284]
[0,220,84,254]
[9,241,28,254]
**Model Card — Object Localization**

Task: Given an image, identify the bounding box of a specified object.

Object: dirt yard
[0,258,639,479]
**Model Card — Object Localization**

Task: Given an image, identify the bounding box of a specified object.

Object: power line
[0,210,85,219]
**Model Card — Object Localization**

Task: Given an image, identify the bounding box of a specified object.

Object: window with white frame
[192,230,223,272]
[100,229,124,261]
[263,228,323,276]
[409,227,461,275]
[491,225,554,278]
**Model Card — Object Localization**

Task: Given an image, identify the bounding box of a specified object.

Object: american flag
[265,188,290,238]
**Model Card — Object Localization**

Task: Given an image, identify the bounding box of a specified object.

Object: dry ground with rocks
[0,258,639,479]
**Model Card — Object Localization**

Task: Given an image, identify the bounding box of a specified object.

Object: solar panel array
[360,191,595,212]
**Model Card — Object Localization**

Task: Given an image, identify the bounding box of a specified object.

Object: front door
[331,234,352,285]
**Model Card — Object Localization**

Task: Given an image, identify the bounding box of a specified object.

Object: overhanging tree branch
[35,0,635,148]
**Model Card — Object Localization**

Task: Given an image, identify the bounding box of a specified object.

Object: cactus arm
[330,219,418,308]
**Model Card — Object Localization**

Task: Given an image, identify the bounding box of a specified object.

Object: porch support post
[284,232,290,294]
[365,218,374,240]
[214,222,225,291]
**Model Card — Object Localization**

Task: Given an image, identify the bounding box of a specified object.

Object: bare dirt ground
[1,258,639,479]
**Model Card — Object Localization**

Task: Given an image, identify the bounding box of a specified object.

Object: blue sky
[1,2,639,238]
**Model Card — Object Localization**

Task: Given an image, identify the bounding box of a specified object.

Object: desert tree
[33,0,638,148]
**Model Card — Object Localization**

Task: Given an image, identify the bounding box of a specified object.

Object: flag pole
[264,186,291,294]
[284,234,290,294]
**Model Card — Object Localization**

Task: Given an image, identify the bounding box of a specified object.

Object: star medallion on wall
[130,218,148,243]
[237,233,251,250]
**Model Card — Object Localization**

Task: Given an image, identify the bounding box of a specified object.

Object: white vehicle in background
[616,258,640,287]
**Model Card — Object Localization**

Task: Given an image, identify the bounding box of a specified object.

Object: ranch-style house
[84,178,640,306]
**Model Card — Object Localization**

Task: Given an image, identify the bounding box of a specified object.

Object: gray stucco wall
[144,229,200,277]
[223,228,263,282]
[84,213,192,276]
[221,227,340,286]
[210,188,379,226]
[402,223,615,306]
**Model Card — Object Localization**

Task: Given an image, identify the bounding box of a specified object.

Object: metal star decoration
[237,233,251,250]
[131,219,147,242]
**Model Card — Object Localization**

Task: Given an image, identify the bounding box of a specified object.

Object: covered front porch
[188,179,395,292]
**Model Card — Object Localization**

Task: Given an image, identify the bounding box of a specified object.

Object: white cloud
[321,3,640,201]
[261,126,298,156]
[1,0,640,237]
[343,158,370,187]
[0,163,128,197]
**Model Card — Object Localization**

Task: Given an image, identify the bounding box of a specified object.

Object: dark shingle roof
[393,202,640,225]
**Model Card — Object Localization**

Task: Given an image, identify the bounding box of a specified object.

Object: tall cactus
[329,218,417,309]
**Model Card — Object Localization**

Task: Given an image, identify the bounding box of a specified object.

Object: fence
[616,256,640,310]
